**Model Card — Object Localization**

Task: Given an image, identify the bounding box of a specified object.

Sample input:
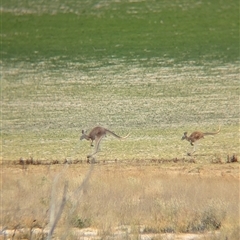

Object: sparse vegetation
[1,164,239,239]
[71,216,91,229]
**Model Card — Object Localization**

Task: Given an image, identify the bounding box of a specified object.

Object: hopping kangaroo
[80,126,130,159]
[181,125,221,155]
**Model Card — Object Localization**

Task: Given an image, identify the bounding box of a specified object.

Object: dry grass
[1,163,239,239]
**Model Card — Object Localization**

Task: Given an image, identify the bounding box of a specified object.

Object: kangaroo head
[181,132,188,140]
[80,130,88,140]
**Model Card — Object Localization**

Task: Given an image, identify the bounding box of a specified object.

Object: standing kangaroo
[181,126,221,155]
[80,126,130,159]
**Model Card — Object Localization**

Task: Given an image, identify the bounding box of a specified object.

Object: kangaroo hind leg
[188,142,198,156]
[87,136,104,162]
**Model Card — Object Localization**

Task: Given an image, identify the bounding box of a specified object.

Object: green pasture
[1,0,239,63]
[1,0,239,162]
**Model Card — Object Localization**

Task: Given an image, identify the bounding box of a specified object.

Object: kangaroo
[181,125,221,155]
[80,126,130,159]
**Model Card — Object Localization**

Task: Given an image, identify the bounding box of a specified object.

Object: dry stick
[47,182,68,240]
[71,164,94,210]
[61,164,94,240]
[12,224,21,240]
[47,165,69,240]
[46,163,94,240]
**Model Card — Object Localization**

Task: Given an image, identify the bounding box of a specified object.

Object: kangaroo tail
[106,129,130,139]
[203,125,221,135]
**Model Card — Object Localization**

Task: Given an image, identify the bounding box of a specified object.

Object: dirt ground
[3,157,239,178]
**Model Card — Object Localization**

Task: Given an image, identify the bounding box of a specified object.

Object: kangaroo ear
[82,130,84,134]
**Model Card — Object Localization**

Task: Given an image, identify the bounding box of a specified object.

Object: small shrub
[187,209,223,232]
[201,209,222,230]
[71,216,91,229]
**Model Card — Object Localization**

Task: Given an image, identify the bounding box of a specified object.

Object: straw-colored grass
[1,163,239,239]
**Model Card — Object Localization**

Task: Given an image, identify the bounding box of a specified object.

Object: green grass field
[1,0,239,63]
[1,0,239,162]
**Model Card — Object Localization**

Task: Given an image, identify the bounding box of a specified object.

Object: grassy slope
[1,0,239,63]
[1,0,240,161]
